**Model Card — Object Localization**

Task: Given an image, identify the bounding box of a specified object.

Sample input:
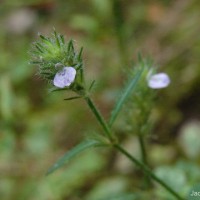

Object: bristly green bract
[109,65,145,127]
[29,30,83,82]
[109,55,155,128]
[120,56,156,135]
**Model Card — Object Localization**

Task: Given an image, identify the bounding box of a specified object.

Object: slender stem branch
[84,96,184,200]
[114,144,184,200]
[138,134,151,187]
[138,134,147,165]
[84,96,114,142]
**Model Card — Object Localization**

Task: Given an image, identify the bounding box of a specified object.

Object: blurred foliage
[0,0,200,200]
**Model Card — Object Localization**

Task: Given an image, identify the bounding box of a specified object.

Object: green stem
[84,96,114,142]
[138,134,151,187]
[138,134,147,165]
[84,97,184,200]
[114,144,184,200]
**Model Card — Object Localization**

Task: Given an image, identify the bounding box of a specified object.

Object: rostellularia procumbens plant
[30,31,184,200]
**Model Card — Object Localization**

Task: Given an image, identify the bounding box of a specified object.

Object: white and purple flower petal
[148,73,170,89]
[53,67,76,88]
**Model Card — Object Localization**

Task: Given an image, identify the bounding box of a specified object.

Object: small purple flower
[147,73,170,89]
[53,66,76,88]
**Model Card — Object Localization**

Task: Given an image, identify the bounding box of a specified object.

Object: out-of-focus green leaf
[109,66,144,127]
[0,75,13,120]
[86,176,130,200]
[70,15,99,33]
[91,0,112,18]
[154,166,186,191]
[35,150,106,199]
[176,160,200,183]
[46,139,102,175]
[178,120,200,159]
[154,166,188,199]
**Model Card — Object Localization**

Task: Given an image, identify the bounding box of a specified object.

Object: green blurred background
[0,0,200,199]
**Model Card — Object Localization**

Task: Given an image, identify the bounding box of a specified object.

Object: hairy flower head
[30,30,84,93]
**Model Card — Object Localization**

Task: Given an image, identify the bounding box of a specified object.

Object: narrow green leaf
[89,80,96,92]
[35,44,44,53]
[48,88,69,94]
[46,139,101,175]
[78,47,83,60]
[67,39,74,52]
[39,34,50,41]
[60,35,65,45]
[53,30,61,48]
[109,66,144,127]
[64,96,81,101]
